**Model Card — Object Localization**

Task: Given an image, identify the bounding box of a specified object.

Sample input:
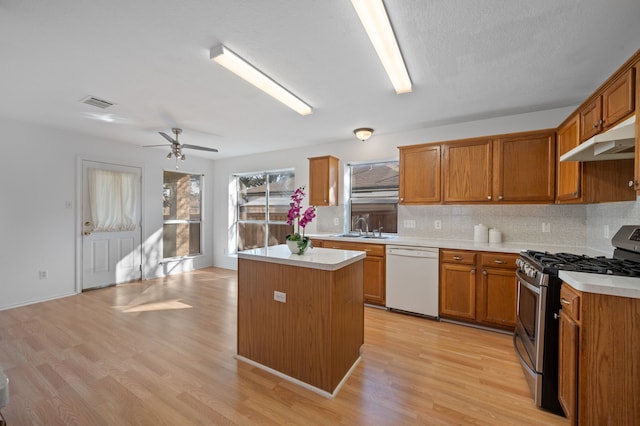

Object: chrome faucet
[353,216,369,235]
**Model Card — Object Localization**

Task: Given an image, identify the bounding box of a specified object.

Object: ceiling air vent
[81,95,115,109]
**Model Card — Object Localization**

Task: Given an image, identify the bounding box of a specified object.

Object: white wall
[212,106,583,269]
[0,118,215,310]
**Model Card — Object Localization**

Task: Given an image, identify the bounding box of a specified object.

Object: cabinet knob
[494,259,506,264]
[630,180,635,188]
[453,256,463,261]
[400,197,404,201]
[498,195,503,200]
[487,195,492,200]
[482,270,487,276]
[471,269,476,275]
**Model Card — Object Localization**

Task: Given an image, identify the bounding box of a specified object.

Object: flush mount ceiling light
[351,0,412,94]
[354,128,374,141]
[210,44,313,116]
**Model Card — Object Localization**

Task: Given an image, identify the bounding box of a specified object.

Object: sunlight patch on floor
[115,299,192,313]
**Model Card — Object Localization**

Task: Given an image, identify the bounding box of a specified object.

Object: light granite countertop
[238,244,366,271]
[309,233,612,257]
[559,271,640,299]
[310,233,640,298]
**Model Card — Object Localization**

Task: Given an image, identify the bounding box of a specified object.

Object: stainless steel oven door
[515,270,547,371]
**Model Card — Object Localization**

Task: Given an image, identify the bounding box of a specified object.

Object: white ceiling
[1,0,639,159]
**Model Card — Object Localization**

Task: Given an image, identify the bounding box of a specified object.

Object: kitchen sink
[334,233,362,238]
[333,233,394,239]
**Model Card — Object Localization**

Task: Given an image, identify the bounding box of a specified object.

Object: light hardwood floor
[0,268,567,425]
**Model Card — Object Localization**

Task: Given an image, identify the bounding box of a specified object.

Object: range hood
[560,115,636,162]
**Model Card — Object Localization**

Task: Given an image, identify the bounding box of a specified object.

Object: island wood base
[237,257,364,395]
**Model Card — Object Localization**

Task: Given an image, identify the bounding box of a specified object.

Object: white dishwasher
[385,245,439,318]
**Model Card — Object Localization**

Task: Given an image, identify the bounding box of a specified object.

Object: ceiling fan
[146,128,218,168]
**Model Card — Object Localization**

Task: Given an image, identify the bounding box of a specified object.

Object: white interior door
[82,160,142,290]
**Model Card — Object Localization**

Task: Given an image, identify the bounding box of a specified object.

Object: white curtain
[88,168,140,232]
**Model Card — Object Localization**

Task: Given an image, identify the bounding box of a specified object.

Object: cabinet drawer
[560,284,581,322]
[324,241,385,257]
[440,250,476,264]
[481,253,517,269]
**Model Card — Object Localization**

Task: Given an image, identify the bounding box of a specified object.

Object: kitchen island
[237,244,365,397]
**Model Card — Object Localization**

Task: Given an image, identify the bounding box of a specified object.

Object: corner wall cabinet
[558,283,640,425]
[308,155,339,206]
[556,115,636,204]
[439,249,517,331]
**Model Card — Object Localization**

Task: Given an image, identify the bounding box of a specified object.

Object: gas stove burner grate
[524,250,640,277]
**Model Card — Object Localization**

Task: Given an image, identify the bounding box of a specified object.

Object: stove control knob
[516,259,522,268]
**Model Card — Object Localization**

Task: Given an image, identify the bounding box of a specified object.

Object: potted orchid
[286,186,316,254]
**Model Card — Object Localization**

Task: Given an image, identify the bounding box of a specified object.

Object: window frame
[162,169,204,260]
[232,168,295,253]
[347,160,399,234]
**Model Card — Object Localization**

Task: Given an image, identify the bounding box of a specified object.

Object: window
[348,161,399,234]
[163,171,203,258]
[234,170,295,252]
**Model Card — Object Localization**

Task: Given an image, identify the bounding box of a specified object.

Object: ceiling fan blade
[143,144,171,148]
[159,131,176,143]
[183,144,219,152]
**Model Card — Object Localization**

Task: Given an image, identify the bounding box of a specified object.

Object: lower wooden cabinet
[558,282,640,425]
[317,240,386,306]
[440,249,517,331]
[558,284,580,423]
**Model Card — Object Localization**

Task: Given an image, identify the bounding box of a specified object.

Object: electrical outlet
[38,270,48,280]
[274,291,286,303]
[333,217,339,226]
[434,220,442,230]
[542,222,551,233]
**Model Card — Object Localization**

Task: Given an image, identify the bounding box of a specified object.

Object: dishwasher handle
[386,246,439,258]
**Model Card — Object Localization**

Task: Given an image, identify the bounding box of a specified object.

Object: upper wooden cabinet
[493,130,555,202]
[399,144,441,204]
[308,156,339,206]
[443,138,493,203]
[579,68,635,142]
[556,114,636,204]
[556,116,582,202]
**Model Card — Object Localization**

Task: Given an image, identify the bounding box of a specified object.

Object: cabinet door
[363,256,385,305]
[602,68,635,129]
[556,116,583,202]
[494,131,555,202]
[308,156,339,206]
[558,309,579,423]
[443,139,492,202]
[579,97,602,142]
[439,262,476,320]
[399,144,441,204]
[477,267,517,330]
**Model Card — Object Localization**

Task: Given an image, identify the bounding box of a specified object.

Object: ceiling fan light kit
[351,0,412,94]
[146,127,218,169]
[210,44,313,116]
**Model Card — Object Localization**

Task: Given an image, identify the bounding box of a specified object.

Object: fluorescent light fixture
[210,44,313,116]
[351,0,412,94]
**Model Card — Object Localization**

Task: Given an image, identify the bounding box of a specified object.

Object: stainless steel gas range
[513,225,640,416]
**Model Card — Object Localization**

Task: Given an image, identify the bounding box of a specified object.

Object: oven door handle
[513,331,536,374]
[516,270,541,295]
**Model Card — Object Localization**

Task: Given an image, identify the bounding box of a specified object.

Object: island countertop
[238,244,366,271]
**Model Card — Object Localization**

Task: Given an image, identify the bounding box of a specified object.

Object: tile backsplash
[398,204,588,246]
[315,198,639,255]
